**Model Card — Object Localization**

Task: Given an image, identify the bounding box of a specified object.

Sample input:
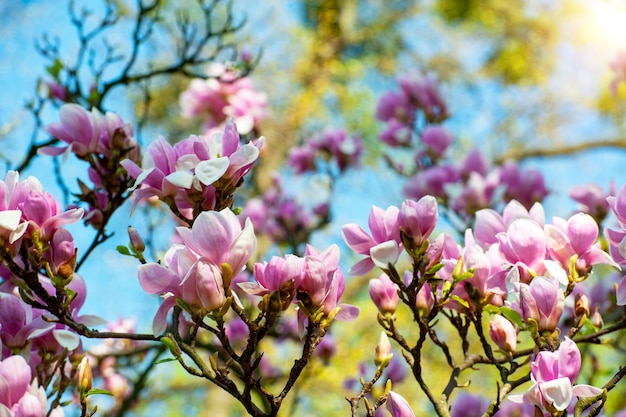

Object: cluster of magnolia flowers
[287,128,364,175]
[41,103,141,228]
[179,63,268,136]
[139,205,359,336]
[343,192,625,415]
[121,118,264,219]
[376,73,548,222]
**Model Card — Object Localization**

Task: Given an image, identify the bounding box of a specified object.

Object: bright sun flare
[587,0,626,47]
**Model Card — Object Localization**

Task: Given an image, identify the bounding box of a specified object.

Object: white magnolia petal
[572,384,603,398]
[370,240,400,270]
[0,210,21,231]
[165,171,195,188]
[52,329,80,350]
[195,157,229,185]
[539,378,573,411]
[77,314,108,327]
[9,222,28,244]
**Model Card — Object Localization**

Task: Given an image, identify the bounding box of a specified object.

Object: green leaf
[425,263,444,275]
[154,357,178,365]
[450,295,469,309]
[116,245,131,256]
[499,306,524,328]
[45,58,63,79]
[86,388,113,397]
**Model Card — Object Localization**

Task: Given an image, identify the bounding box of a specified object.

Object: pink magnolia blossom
[369,273,400,314]
[342,205,402,275]
[403,165,458,201]
[0,171,83,248]
[43,103,137,162]
[420,125,452,156]
[508,338,602,413]
[122,120,262,218]
[0,293,54,358]
[238,255,304,296]
[180,65,267,135]
[386,391,416,417]
[379,119,413,147]
[139,245,226,335]
[398,196,438,248]
[0,355,64,417]
[176,208,256,275]
[496,218,548,283]
[569,182,612,222]
[498,162,548,210]
[518,276,564,332]
[43,104,106,157]
[545,213,618,273]
[139,209,255,335]
[298,244,359,321]
[375,91,413,124]
[398,72,448,123]
[474,200,545,246]
[444,231,507,309]
[607,183,626,225]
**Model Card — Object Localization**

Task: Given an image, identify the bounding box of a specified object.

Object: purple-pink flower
[385,391,416,417]
[180,64,267,135]
[369,273,400,315]
[138,209,256,335]
[508,338,602,413]
[342,205,402,275]
[518,276,565,332]
[398,196,438,248]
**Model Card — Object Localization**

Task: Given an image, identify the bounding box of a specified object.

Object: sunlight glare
[587,0,626,47]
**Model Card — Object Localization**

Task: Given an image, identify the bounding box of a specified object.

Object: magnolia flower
[298,245,360,321]
[508,338,602,413]
[398,196,438,248]
[518,276,565,332]
[238,255,304,296]
[496,218,548,283]
[369,273,400,314]
[0,355,64,417]
[342,205,402,275]
[545,213,618,272]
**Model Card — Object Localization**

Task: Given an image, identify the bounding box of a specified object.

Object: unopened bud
[574,294,590,317]
[374,332,393,367]
[76,356,93,398]
[489,315,517,353]
[591,307,603,328]
[127,226,145,252]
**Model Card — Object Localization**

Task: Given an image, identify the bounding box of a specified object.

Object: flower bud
[488,315,517,353]
[127,226,145,252]
[76,356,93,398]
[591,307,603,328]
[386,391,416,417]
[574,293,590,317]
[519,276,564,332]
[374,332,393,367]
[369,274,400,314]
[415,283,434,316]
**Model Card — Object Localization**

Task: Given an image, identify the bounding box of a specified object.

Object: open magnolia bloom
[508,338,602,413]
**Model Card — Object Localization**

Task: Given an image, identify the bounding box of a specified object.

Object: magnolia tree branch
[493,138,626,164]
